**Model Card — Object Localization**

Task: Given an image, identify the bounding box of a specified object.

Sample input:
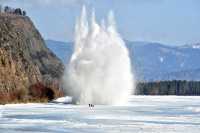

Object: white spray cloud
[63,6,135,105]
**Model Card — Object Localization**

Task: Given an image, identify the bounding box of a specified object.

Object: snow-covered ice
[0,96,200,133]
[52,96,72,104]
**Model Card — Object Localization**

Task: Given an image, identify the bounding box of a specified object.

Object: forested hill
[136,80,200,95]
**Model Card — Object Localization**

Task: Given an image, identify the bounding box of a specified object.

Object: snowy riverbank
[0,96,200,133]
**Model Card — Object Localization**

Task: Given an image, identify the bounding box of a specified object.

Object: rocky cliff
[0,13,64,103]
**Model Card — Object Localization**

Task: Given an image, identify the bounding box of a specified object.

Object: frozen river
[0,96,200,133]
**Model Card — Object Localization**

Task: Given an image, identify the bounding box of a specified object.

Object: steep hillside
[127,41,200,81]
[0,13,64,103]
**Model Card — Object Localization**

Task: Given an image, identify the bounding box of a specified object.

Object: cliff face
[0,13,64,103]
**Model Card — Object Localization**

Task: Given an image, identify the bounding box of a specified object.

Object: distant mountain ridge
[45,40,73,63]
[46,40,200,81]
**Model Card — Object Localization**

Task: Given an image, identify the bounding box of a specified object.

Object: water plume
[63,6,135,105]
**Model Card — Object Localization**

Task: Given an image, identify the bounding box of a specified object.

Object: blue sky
[0,0,200,46]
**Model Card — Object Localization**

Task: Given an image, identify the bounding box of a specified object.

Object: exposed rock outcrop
[0,13,64,103]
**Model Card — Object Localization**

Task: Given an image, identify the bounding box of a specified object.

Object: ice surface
[0,96,200,133]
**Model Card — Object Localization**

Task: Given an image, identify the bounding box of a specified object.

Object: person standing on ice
[89,104,94,107]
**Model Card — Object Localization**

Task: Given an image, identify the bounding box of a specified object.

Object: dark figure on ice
[89,104,94,107]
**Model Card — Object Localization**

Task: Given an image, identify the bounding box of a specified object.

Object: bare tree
[22,10,26,16]
[2,6,27,16]
[14,8,22,15]
[4,6,12,13]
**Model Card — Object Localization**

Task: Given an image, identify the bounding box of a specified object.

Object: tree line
[136,80,200,95]
[0,5,26,16]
